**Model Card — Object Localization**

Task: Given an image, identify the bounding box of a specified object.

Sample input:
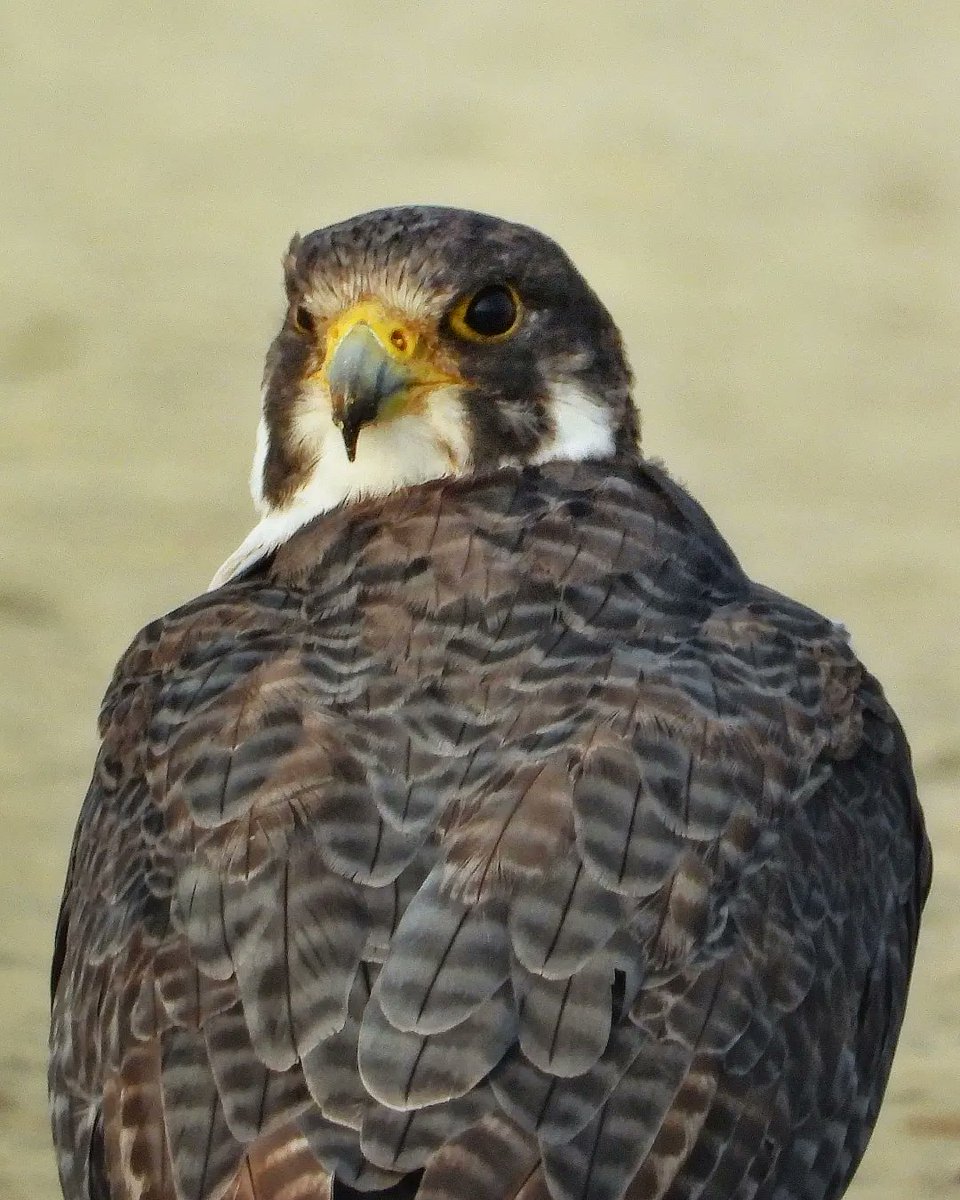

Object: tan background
[1,3,958,1196]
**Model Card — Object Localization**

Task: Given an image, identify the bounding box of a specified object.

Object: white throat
[210,379,615,589]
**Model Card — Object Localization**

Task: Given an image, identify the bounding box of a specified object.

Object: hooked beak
[326,324,411,461]
[320,301,458,461]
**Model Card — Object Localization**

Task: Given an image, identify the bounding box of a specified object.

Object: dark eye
[293,304,316,335]
[450,284,521,341]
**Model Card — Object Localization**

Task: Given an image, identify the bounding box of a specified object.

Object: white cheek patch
[249,403,270,516]
[211,385,471,589]
[530,381,615,465]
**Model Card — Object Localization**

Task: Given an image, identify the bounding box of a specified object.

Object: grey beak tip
[326,325,411,463]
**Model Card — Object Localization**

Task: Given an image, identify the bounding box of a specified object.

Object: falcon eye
[293,304,316,335]
[449,284,521,342]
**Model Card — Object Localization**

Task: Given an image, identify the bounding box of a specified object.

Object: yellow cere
[324,299,421,365]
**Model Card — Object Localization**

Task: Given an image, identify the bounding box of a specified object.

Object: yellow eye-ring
[449,283,522,342]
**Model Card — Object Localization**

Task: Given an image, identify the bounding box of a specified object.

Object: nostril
[390,329,408,353]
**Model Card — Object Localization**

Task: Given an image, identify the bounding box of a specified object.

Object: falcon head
[213,206,637,586]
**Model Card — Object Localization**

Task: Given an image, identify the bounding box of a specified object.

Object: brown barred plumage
[50,208,929,1200]
[50,460,929,1200]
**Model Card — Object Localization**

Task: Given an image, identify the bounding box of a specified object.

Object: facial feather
[214,206,636,587]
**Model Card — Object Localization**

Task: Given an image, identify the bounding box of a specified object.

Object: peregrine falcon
[49,206,931,1200]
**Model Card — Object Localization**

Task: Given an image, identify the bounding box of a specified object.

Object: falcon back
[50,207,930,1200]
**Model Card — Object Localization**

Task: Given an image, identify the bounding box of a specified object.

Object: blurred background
[1,3,958,1196]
